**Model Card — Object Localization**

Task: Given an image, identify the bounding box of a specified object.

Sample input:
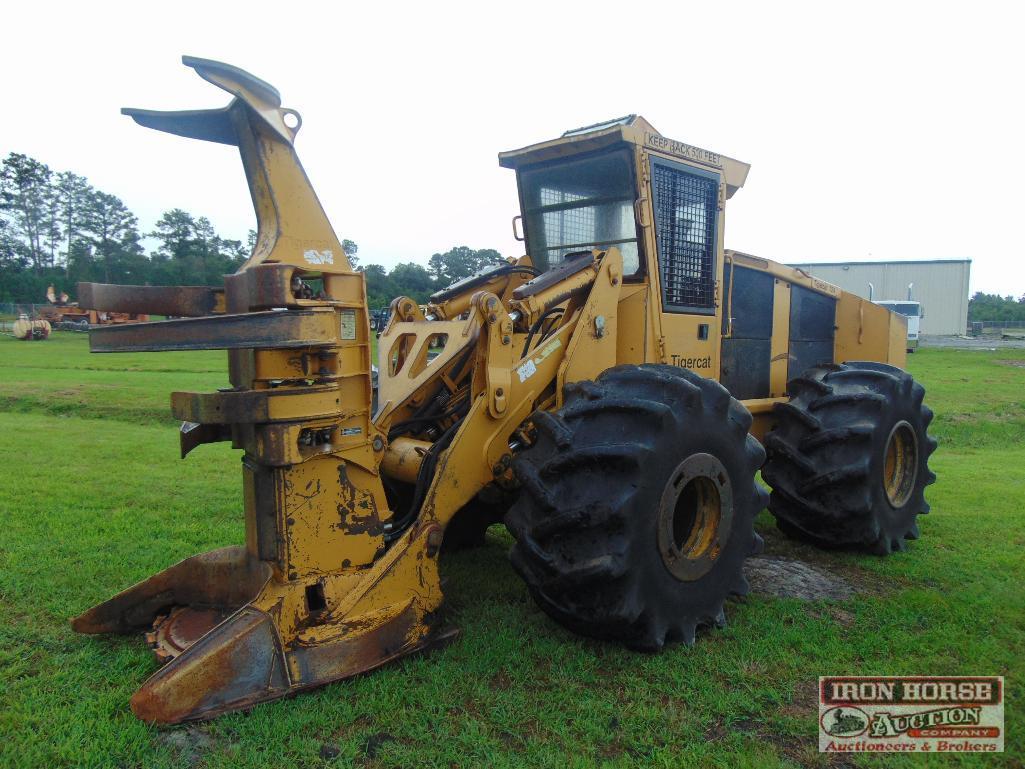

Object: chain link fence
[979,320,1025,329]
[969,320,1025,337]
[1,302,50,318]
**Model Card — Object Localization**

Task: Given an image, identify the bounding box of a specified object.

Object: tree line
[0,151,505,309]
[6,149,1020,322]
[967,292,1025,323]
[362,246,506,308]
[0,152,250,303]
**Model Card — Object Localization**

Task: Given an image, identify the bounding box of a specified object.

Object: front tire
[761,361,936,554]
[506,365,766,651]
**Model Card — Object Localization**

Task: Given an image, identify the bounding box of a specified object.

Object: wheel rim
[657,453,734,581]
[883,421,918,508]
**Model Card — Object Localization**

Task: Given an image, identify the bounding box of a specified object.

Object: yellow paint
[769,279,791,397]
[75,60,916,722]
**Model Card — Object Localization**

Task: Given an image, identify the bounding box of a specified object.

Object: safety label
[340,309,356,340]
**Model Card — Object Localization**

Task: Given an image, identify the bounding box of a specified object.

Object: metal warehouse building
[787,259,971,336]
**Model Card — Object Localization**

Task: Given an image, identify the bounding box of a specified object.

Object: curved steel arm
[121,55,351,276]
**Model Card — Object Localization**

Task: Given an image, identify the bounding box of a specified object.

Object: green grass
[1,334,1022,768]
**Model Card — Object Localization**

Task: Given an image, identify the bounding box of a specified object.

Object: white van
[875,300,923,352]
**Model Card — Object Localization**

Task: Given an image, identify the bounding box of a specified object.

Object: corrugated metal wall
[787,260,971,335]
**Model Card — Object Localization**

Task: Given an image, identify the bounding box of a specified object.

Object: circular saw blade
[145,607,232,663]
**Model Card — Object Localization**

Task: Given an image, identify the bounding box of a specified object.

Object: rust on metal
[179,421,231,458]
[288,604,458,687]
[334,463,383,537]
[78,282,225,317]
[147,607,233,663]
[129,602,458,723]
[74,55,452,726]
[72,547,271,635]
[171,385,341,425]
[130,608,290,724]
[656,453,734,582]
[225,263,302,310]
[69,51,930,727]
[88,309,338,353]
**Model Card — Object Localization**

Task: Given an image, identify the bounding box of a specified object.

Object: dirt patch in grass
[756,523,897,595]
[745,556,855,601]
[362,732,395,759]
[781,678,819,718]
[489,669,513,690]
[158,726,215,767]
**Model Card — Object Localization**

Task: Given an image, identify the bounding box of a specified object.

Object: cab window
[519,150,640,274]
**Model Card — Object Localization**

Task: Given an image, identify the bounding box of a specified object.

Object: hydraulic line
[521,307,565,359]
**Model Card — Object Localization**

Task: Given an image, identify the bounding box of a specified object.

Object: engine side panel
[720,265,774,399]
[788,284,837,382]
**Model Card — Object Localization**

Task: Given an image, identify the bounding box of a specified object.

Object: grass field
[1,332,1023,768]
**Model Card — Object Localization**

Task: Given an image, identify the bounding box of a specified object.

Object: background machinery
[38,284,149,329]
[9,314,51,340]
[71,58,935,723]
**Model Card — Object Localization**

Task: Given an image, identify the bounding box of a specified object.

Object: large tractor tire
[506,365,766,651]
[761,361,936,554]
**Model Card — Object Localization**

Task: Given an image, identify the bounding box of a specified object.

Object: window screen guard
[651,159,719,314]
[519,150,640,275]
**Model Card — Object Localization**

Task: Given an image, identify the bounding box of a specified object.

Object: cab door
[646,155,722,379]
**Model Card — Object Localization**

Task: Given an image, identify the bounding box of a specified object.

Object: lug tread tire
[762,361,936,553]
[507,364,767,652]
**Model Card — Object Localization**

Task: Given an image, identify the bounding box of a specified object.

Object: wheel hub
[883,420,919,508]
[657,453,734,581]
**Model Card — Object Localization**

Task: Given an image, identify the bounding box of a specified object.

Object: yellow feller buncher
[73,58,936,723]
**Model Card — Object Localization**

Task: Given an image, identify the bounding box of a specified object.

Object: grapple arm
[71,57,449,724]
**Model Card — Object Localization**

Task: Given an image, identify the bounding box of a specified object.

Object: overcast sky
[3,1,1022,295]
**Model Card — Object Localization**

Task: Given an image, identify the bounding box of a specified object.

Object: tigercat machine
[72,57,936,723]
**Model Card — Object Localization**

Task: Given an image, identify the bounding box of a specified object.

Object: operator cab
[499,116,750,315]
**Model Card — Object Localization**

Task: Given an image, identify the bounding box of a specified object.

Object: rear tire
[761,361,936,554]
[506,365,766,651]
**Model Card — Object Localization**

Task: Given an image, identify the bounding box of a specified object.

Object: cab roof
[498,114,750,199]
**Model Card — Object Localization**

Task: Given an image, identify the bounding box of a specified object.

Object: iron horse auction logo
[819,676,1003,753]
[821,706,869,737]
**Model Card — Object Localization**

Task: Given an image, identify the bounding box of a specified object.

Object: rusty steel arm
[78,283,225,317]
[88,309,337,352]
